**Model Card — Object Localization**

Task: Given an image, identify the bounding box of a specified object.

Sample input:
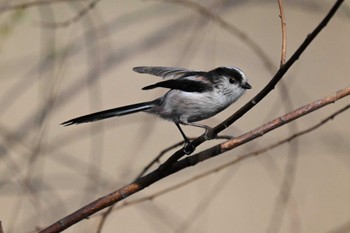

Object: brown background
[0,1,349,233]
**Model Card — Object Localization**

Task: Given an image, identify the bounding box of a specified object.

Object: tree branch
[93,102,350,232]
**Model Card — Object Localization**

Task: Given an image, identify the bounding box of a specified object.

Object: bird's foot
[183,140,195,155]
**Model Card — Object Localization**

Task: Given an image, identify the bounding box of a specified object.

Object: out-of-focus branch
[154,0,276,72]
[0,0,88,13]
[0,221,3,233]
[41,0,102,27]
[0,0,102,27]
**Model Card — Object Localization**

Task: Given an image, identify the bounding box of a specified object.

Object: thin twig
[278,0,287,65]
[272,2,293,231]
[95,205,114,233]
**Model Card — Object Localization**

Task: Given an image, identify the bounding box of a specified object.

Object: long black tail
[61,101,156,126]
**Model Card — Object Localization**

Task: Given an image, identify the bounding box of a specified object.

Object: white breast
[157,88,244,124]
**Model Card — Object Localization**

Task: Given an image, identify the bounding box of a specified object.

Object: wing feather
[133,66,198,79]
[142,79,213,93]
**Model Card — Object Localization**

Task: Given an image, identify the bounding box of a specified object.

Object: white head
[208,66,251,98]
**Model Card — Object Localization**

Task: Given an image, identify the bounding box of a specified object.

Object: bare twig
[278,0,287,65]
[95,205,114,233]
[272,2,295,231]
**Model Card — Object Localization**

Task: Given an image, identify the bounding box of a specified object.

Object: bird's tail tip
[60,120,75,126]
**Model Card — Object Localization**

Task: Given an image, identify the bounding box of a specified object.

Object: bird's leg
[175,123,190,143]
[175,123,194,155]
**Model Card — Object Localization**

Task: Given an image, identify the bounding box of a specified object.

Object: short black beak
[242,82,252,89]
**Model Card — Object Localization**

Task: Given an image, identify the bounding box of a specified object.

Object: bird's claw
[204,127,215,140]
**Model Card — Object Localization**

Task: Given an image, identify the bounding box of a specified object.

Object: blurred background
[0,0,349,232]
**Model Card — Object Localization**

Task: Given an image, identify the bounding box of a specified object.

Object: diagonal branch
[96,103,349,232]
[93,100,349,226]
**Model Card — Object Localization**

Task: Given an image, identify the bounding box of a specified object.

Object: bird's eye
[229,77,236,84]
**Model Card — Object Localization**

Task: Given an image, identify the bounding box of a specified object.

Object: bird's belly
[159,91,229,123]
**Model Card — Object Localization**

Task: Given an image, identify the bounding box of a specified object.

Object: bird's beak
[242,82,252,89]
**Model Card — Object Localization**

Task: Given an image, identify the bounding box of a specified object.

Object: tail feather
[61,101,155,126]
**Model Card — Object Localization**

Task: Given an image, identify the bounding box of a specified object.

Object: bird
[62,66,251,143]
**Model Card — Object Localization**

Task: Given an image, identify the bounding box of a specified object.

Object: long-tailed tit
[62,66,252,143]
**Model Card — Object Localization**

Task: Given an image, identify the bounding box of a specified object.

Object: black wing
[142,79,213,93]
[133,66,198,79]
